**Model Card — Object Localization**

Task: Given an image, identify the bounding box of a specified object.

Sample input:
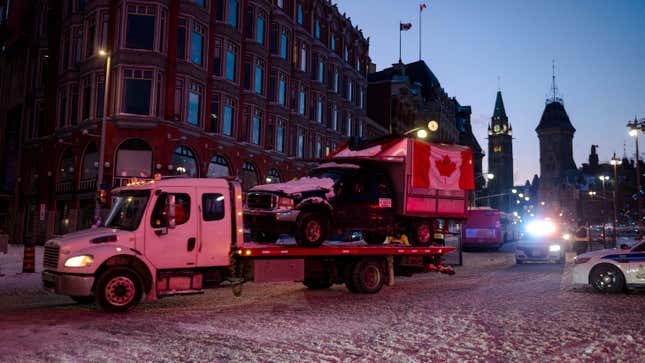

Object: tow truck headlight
[562,233,571,241]
[548,244,561,252]
[276,196,294,210]
[64,255,94,268]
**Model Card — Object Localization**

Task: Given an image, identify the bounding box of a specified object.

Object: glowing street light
[511,188,517,194]
[524,196,530,201]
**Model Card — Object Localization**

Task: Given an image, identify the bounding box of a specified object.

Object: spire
[493,91,507,119]
[547,59,563,105]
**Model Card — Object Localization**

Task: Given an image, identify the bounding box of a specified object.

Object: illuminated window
[493,145,502,153]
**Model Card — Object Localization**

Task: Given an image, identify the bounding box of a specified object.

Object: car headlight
[64,255,94,268]
[562,233,571,241]
[549,244,561,252]
[276,196,294,210]
[574,257,591,265]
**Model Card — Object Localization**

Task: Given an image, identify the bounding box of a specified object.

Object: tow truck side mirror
[166,194,176,229]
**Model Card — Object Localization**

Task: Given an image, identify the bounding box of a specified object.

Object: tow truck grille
[44,245,60,269]
[246,192,275,210]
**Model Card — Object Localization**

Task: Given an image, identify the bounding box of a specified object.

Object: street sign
[39,203,46,221]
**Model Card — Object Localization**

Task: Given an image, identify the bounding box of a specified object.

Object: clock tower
[487,91,514,212]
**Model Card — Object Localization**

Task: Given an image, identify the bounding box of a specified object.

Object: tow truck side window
[151,193,191,227]
[633,242,645,252]
[202,193,225,221]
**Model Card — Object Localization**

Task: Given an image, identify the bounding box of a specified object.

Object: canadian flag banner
[412,141,474,190]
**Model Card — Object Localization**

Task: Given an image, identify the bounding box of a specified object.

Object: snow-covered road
[0,244,643,362]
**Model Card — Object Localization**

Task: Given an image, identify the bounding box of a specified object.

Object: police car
[573,240,645,292]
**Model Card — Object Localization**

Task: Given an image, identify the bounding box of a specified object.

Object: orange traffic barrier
[22,245,36,273]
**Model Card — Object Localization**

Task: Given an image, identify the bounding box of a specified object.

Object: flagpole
[419,5,422,60]
[399,22,402,63]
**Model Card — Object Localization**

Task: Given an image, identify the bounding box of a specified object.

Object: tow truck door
[196,187,231,267]
[626,242,645,284]
[145,188,198,269]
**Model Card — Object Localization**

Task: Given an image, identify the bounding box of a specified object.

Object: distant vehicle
[515,218,566,264]
[573,240,645,292]
[461,208,503,250]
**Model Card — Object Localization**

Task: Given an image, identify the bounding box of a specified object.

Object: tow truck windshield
[104,190,150,231]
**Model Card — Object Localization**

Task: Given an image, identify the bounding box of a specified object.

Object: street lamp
[628,117,642,224]
[610,153,623,245]
[94,49,111,223]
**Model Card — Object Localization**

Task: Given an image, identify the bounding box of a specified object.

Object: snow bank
[251,177,335,194]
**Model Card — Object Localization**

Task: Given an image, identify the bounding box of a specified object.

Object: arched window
[115,138,153,182]
[240,161,258,190]
[266,168,281,184]
[58,149,75,182]
[207,155,230,178]
[80,143,98,186]
[172,146,198,177]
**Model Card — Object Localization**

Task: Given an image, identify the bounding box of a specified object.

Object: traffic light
[97,189,106,205]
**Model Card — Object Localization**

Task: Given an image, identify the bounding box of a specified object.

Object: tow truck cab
[42,177,244,311]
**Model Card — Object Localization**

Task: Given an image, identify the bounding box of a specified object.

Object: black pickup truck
[244,161,397,247]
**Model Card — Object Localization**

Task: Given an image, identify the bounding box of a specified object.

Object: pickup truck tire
[295,212,328,248]
[95,267,143,312]
[303,278,333,289]
[70,296,95,304]
[363,232,385,245]
[251,231,279,243]
[351,258,385,294]
[410,221,432,246]
[590,264,625,293]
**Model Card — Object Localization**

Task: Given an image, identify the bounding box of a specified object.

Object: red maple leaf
[435,155,456,177]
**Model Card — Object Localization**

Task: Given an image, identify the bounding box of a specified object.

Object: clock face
[493,125,500,133]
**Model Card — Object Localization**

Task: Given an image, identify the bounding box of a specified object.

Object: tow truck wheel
[351,258,385,294]
[410,221,432,246]
[303,278,333,289]
[70,296,95,304]
[590,264,625,293]
[295,212,328,248]
[95,267,143,312]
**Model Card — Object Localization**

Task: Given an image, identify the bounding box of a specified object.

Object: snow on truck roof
[251,177,336,194]
[314,162,361,169]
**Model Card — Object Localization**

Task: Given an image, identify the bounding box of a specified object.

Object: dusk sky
[337,0,645,184]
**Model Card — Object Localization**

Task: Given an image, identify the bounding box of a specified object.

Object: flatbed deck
[237,242,454,258]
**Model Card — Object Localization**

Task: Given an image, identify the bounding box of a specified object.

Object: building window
[299,44,307,72]
[172,146,198,177]
[213,39,222,76]
[243,56,251,90]
[267,168,281,183]
[359,87,364,109]
[278,75,286,106]
[58,86,67,128]
[318,59,324,82]
[123,68,153,115]
[251,110,261,145]
[159,10,167,53]
[276,119,285,153]
[125,5,155,50]
[334,70,339,93]
[225,45,237,81]
[191,22,205,66]
[254,61,263,95]
[209,94,219,132]
[70,85,79,126]
[86,15,95,58]
[74,26,83,64]
[280,31,288,59]
[332,105,338,131]
[277,0,284,9]
[100,11,109,50]
[299,88,306,115]
[315,20,320,39]
[493,145,502,153]
[330,32,335,51]
[346,113,352,137]
[177,18,186,59]
[317,97,323,123]
[82,77,91,121]
[245,6,254,39]
[222,97,235,136]
[207,155,230,177]
[188,83,203,126]
[256,14,265,44]
[216,0,224,21]
[241,162,259,190]
[297,129,304,158]
[344,46,349,62]
[96,74,105,118]
[192,0,206,7]
[228,0,238,27]
[297,4,303,25]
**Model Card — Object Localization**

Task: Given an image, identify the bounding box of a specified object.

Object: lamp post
[610,153,622,246]
[628,118,641,224]
[599,175,609,246]
[94,49,111,223]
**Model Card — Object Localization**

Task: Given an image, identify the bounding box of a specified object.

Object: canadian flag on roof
[412,140,474,191]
